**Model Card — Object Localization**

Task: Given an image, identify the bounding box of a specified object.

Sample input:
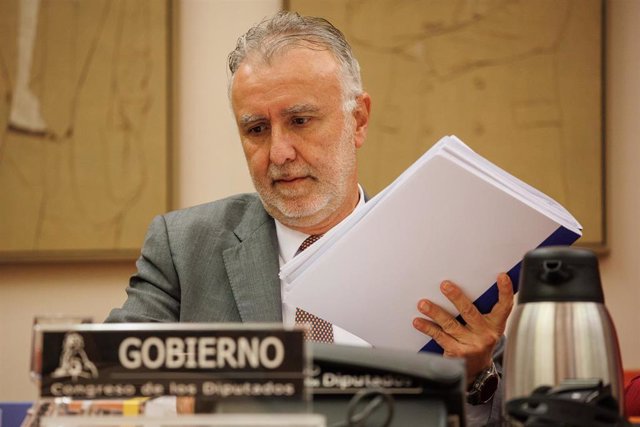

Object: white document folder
[280,136,582,353]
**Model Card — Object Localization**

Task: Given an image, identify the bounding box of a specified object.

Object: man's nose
[269,126,297,165]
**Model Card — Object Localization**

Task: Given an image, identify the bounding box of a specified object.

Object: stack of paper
[280,135,582,353]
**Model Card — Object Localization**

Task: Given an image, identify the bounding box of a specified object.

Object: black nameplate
[38,326,305,400]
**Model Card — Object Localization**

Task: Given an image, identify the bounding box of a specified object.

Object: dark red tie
[294,235,334,343]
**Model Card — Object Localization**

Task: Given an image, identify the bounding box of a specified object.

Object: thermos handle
[540,259,573,284]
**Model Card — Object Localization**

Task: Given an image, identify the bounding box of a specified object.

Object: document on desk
[280,135,582,353]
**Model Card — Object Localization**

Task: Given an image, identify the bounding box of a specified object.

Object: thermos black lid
[518,246,604,304]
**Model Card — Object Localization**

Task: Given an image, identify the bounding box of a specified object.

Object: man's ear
[352,92,371,149]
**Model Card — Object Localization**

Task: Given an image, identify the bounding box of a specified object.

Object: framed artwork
[287,0,605,250]
[0,0,171,261]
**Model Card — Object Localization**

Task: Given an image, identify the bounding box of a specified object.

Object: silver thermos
[503,246,625,426]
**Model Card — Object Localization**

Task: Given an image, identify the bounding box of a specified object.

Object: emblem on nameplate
[51,332,98,381]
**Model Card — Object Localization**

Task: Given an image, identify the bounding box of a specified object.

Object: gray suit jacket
[106,193,282,323]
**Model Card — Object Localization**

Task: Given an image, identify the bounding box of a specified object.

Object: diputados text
[119,335,285,370]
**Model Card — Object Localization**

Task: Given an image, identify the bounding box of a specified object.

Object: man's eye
[292,117,310,126]
[248,124,269,134]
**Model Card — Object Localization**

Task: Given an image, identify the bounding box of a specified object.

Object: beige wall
[1,0,639,401]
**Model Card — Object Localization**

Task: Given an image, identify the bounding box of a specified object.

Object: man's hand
[412,273,514,383]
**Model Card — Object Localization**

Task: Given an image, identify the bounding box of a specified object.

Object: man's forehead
[231,48,342,120]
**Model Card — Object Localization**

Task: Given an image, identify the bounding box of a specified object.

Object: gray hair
[227,11,363,112]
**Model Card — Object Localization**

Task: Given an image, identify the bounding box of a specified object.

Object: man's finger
[417,297,467,338]
[488,273,515,326]
[412,317,458,350]
[440,280,485,330]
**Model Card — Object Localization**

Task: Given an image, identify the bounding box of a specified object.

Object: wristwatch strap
[466,361,499,405]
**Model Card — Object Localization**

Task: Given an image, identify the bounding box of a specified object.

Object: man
[107,11,513,424]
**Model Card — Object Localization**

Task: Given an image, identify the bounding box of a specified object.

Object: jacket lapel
[223,199,282,323]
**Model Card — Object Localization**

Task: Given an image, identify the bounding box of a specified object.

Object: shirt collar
[275,184,366,264]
